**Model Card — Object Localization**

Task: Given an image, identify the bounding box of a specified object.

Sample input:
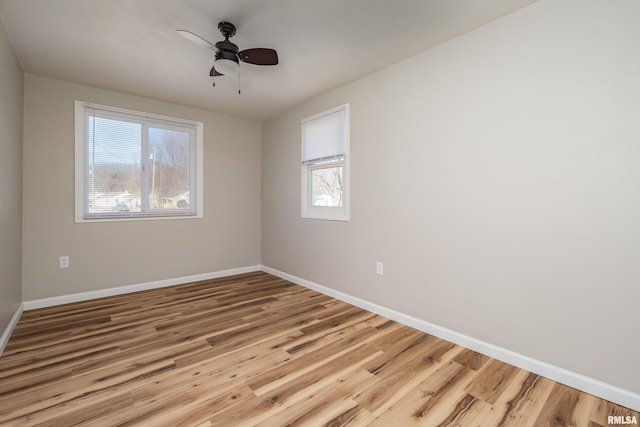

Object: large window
[75,101,203,221]
[301,104,350,221]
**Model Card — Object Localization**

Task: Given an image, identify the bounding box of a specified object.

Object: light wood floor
[0,272,637,426]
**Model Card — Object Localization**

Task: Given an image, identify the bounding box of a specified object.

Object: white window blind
[301,106,346,165]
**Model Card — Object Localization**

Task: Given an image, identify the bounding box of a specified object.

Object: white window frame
[74,101,204,222]
[301,103,350,221]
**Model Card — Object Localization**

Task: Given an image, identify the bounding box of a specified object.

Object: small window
[301,104,350,221]
[75,101,203,221]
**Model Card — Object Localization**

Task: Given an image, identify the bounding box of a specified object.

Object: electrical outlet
[376,262,383,276]
[59,256,70,269]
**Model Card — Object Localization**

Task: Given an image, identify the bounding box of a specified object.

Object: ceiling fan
[177,22,278,79]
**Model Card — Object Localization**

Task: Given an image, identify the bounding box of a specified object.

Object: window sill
[75,213,202,223]
[301,207,349,222]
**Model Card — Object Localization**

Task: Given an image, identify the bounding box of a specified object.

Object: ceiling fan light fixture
[215,57,239,75]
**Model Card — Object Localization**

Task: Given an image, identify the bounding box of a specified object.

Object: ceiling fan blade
[210,66,223,77]
[238,48,278,66]
[176,29,215,49]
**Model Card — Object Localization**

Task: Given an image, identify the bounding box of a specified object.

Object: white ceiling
[0,0,537,121]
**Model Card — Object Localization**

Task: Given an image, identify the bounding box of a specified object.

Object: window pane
[147,127,191,211]
[311,166,343,207]
[87,116,142,213]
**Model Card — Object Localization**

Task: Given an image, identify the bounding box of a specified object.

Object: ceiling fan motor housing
[215,23,240,68]
[218,22,237,39]
[215,39,239,54]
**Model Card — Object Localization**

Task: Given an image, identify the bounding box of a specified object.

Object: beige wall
[262,0,640,394]
[22,75,261,300]
[0,16,24,333]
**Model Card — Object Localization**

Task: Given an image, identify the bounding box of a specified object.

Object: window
[75,101,203,221]
[301,104,350,221]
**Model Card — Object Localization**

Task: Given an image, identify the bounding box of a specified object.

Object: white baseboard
[261,265,640,412]
[0,303,24,357]
[23,265,262,311]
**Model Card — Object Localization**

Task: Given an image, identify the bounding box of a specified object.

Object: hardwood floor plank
[297,306,369,335]
[465,358,521,405]
[532,382,581,427]
[366,360,476,426]
[0,341,122,381]
[363,327,427,372]
[450,369,539,426]
[453,348,491,371]
[356,343,464,416]
[253,393,358,427]
[434,393,479,426]
[22,391,135,427]
[0,359,176,423]
[282,312,378,356]
[494,371,555,427]
[236,351,382,427]
[574,392,600,427]
[247,327,381,395]
[0,271,637,426]
[117,384,253,427]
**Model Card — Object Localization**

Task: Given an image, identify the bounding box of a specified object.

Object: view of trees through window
[87,115,191,214]
[148,127,190,210]
[311,165,343,207]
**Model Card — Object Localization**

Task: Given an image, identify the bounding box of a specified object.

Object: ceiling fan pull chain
[238,67,241,95]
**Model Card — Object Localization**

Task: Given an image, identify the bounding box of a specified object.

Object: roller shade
[301,106,346,165]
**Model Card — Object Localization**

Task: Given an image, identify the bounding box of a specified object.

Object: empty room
[1,0,639,425]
